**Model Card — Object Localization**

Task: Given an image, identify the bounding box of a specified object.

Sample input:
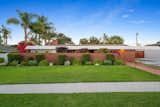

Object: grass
[0,66,160,84]
[0,93,160,107]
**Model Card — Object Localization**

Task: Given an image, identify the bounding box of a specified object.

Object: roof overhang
[26,45,145,50]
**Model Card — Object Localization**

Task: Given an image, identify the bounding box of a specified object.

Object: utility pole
[136,32,139,46]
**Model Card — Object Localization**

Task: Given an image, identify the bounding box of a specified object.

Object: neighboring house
[146,42,160,46]
[0,45,17,53]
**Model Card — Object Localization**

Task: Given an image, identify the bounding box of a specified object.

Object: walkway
[126,62,160,75]
[0,82,160,94]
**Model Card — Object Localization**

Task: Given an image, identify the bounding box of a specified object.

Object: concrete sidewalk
[0,82,160,94]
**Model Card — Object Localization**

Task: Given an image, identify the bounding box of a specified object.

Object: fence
[0,53,8,64]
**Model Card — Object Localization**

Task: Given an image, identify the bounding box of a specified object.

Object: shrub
[106,53,115,65]
[39,60,49,66]
[21,61,28,66]
[8,53,23,63]
[0,58,4,63]
[28,60,37,66]
[82,54,90,64]
[36,54,44,63]
[8,54,13,62]
[114,59,124,65]
[84,61,92,65]
[64,60,71,66]
[8,60,18,66]
[69,57,74,65]
[28,56,34,61]
[72,59,81,65]
[93,59,103,65]
[58,54,66,65]
[96,48,109,53]
[103,60,112,65]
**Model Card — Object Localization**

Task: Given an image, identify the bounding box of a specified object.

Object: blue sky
[0,0,160,45]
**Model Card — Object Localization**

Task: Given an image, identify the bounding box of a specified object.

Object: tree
[80,38,89,44]
[29,16,55,45]
[56,33,73,44]
[0,25,11,46]
[7,10,37,42]
[100,33,109,44]
[108,35,124,44]
[89,36,100,44]
[0,35,3,45]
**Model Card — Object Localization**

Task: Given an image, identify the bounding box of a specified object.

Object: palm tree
[0,35,3,45]
[7,10,36,42]
[100,33,109,44]
[29,16,55,45]
[0,25,11,46]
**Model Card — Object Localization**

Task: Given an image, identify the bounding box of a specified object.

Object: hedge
[58,54,66,65]
[36,54,44,63]
[0,58,4,63]
[106,53,115,65]
[8,53,23,63]
[82,54,90,64]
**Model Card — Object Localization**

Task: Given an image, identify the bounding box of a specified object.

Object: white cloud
[121,9,135,19]
[128,20,146,24]
[128,9,135,13]
[122,14,129,18]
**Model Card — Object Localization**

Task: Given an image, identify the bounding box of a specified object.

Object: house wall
[124,50,136,62]
[20,51,137,63]
[45,53,120,63]
[135,51,144,58]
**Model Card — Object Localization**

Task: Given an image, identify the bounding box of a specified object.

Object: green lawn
[0,66,160,84]
[0,93,160,107]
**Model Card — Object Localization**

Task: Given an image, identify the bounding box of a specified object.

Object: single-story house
[26,45,145,62]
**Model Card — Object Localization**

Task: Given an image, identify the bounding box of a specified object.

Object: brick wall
[45,53,120,63]
[20,51,136,62]
[135,51,144,58]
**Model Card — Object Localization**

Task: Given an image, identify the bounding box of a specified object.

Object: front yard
[0,93,160,107]
[0,66,160,84]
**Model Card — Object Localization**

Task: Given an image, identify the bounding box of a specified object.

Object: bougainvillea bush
[17,41,34,53]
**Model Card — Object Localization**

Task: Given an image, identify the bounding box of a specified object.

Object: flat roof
[26,45,147,50]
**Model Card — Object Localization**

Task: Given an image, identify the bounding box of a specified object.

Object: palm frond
[7,18,19,24]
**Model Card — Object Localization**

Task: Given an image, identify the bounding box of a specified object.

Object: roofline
[26,45,147,50]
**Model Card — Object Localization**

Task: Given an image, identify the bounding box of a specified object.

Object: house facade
[26,45,145,62]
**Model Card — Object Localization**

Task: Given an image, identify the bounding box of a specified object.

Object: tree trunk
[44,39,47,45]
[24,28,27,42]
[38,34,41,45]
[5,37,7,46]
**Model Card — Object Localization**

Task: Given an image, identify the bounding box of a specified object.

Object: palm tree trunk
[6,37,7,46]
[44,39,47,45]
[24,28,27,42]
[38,34,41,45]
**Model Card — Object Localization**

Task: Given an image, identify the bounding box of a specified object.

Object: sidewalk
[0,82,160,94]
[126,62,160,75]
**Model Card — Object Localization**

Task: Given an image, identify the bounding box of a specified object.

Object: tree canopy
[79,34,124,45]
[108,35,124,44]
[0,25,11,46]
